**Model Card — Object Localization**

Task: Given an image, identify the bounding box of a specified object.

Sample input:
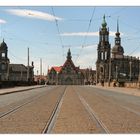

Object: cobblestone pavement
[0,86,65,133]
[0,85,140,133]
[0,86,54,116]
[52,86,104,134]
[75,86,140,133]
[52,86,140,133]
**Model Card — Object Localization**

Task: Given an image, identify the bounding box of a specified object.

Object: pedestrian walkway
[90,85,140,96]
[0,85,46,95]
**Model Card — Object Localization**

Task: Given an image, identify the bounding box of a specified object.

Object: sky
[0,6,140,75]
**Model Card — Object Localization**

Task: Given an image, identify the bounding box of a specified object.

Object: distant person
[113,82,116,87]
[101,80,104,87]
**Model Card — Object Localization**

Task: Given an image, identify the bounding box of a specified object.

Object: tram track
[84,86,140,117]
[77,86,140,133]
[0,85,139,133]
[0,86,57,120]
[42,86,67,134]
[75,89,110,134]
[0,86,67,133]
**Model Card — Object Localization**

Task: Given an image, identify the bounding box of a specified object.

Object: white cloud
[0,19,7,24]
[60,31,123,37]
[6,9,63,21]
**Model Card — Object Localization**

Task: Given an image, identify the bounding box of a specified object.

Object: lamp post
[6,61,10,81]
[27,47,29,82]
[108,57,111,86]
[129,60,132,82]
[116,65,118,81]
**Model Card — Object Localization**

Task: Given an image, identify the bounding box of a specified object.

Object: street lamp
[108,57,111,87]
[129,60,132,82]
[116,65,118,81]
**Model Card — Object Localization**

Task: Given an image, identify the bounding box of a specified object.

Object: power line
[128,45,140,56]
[51,7,64,61]
[109,16,140,56]
[76,7,96,62]
[109,7,127,17]
[8,50,26,62]
[110,16,140,32]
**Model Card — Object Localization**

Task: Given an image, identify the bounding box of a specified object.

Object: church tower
[67,48,72,60]
[112,20,124,58]
[0,39,10,81]
[96,15,111,83]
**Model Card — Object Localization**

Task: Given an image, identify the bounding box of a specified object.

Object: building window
[100,35,103,41]
[101,67,103,73]
[2,53,5,58]
[101,52,103,60]
[105,35,108,41]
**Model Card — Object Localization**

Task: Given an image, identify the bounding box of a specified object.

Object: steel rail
[84,86,140,117]
[42,86,67,134]
[76,90,110,134]
[0,86,57,119]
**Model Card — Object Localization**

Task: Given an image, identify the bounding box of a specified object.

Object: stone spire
[112,19,124,58]
[115,19,120,37]
[102,14,107,28]
[67,48,72,60]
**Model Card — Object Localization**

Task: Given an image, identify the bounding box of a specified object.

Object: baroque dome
[0,39,8,50]
[112,45,124,54]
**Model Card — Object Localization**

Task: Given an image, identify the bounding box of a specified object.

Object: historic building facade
[47,49,96,85]
[96,15,140,86]
[0,39,34,86]
[0,39,10,81]
[80,68,96,85]
[48,49,84,85]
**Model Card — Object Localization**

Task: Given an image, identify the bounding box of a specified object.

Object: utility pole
[96,65,98,85]
[20,65,23,81]
[27,47,29,82]
[129,59,132,82]
[6,61,10,81]
[108,57,111,87]
[40,58,42,78]
[116,65,118,81]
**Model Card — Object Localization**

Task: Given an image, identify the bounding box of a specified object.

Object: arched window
[101,52,103,60]
[100,67,104,73]
[2,53,5,58]
[105,35,108,41]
